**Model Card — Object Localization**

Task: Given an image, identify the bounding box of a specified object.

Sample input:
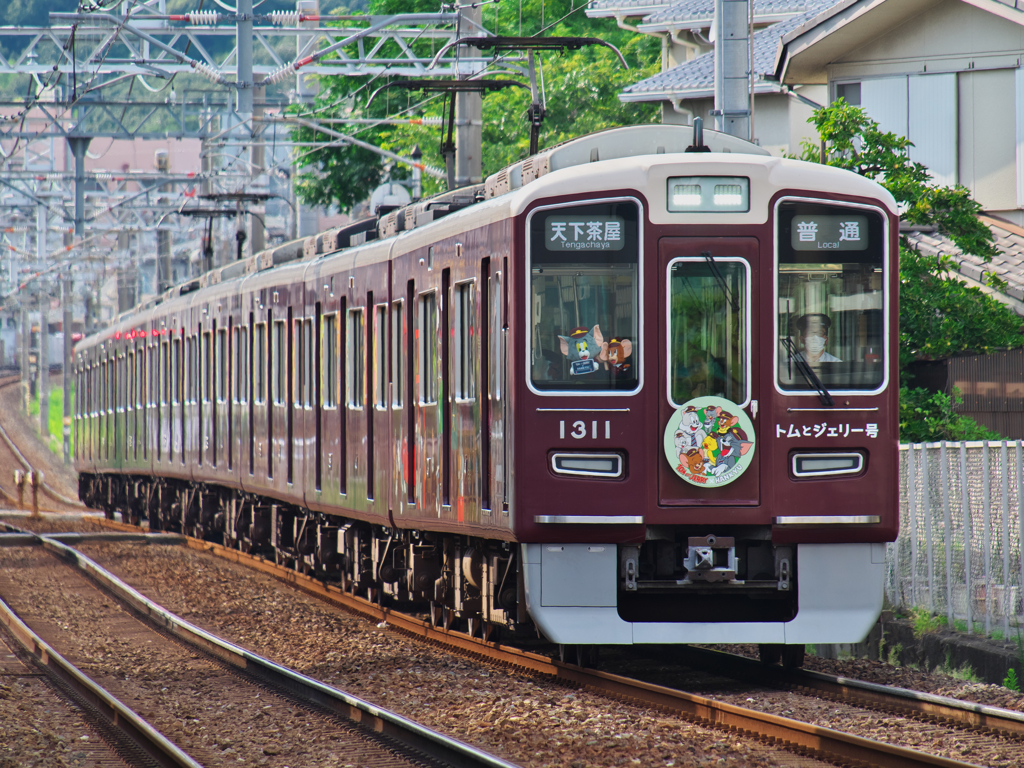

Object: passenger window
[374,305,387,410]
[529,201,640,392]
[776,202,886,392]
[254,323,266,404]
[273,320,286,405]
[217,329,227,403]
[418,293,438,404]
[390,303,403,408]
[454,282,476,401]
[668,258,749,406]
[323,314,338,408]
[348,308,364,408]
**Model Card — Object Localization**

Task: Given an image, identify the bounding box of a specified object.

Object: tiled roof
[621,2,834,100]
[640,0,816,28]
[904,217,1024,311]
[586,0,674,19]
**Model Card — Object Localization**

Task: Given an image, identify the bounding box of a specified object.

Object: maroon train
[74,124,899,664]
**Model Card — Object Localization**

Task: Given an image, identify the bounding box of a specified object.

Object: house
[610,1,834,155]
[772,0,1024,228]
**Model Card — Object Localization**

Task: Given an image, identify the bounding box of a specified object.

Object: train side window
[273,320,286,405]
[235,327,248,404]
[776,202,886,393]
[127,351,134,412]
[489,272,502,402]
[202,331,212,405]
[668,258,750,407]
[347,308,365,409]
[160,343,170,405]
[418,292,438,404]
[454,281,476,401]
[374,304,387,410]
[254,323,266,404]
[294,318,305,408]
[528,201,640,393]
[217,328,228,403]
[323,313,338,409]
[305,318,313,408]
[390,302,403,408]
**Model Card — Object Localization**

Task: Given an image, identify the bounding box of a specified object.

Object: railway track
[0,525,521,768]
[0,373,88,513]
[72,516,1023,768]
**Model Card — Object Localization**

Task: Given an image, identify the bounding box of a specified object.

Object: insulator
[263,63,297,85]
[187,10,220,25]
[190,61,222,83]
[268,10,300,25]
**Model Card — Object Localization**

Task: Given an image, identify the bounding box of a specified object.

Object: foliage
[886,641,903,667]
[936,651,980,683]
[801,99,1024,441]
[1005,668,1020,692]
[290,0,660,212]
[910,606,942,639]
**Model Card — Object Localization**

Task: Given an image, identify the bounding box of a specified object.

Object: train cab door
[658,237,761,507]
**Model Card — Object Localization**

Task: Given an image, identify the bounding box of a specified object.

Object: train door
[252,312,271,485]
[449,276,479,524]
[486,265,508,516]
[390,290,409,514]
[270,305,290,490]
[234,320,248,480]
[216,322,230,472]
[345,302,367,501]
[658,237,760,506]
[416,287,441,515]
[317,300,343,501]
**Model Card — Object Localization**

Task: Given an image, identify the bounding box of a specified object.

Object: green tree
[801,99,1024,440]
[289,0,660,211]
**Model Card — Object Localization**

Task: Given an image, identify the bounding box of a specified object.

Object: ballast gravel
[71,541,802,768]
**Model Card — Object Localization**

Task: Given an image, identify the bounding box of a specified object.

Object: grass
[27,381,74,456]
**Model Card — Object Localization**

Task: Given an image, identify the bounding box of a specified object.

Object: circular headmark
[663,396,756,487]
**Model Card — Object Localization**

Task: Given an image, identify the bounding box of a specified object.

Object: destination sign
[791,214,869,251]
[545,215,625,252]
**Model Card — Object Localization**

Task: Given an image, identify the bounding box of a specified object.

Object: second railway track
[19,515,1024,768]
[0,528,521,768]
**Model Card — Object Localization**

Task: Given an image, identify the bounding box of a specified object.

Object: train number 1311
[560,420,612,440]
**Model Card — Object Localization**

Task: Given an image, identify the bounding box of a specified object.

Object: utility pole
[712,0,751,140]
[20,306,29,414]
[249,86,266,256]
[63,276,73,465]
[456,5,483,188]
[39,289,49,437]
[156,150,172,292]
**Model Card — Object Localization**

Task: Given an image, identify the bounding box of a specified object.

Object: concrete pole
[39,289,49,438]
[63,277,73,465]
[455,5,483,188]
[68,137,92,236]
[237,0,254,117]
[250,86,266,256]
[712,0,750,140]
[20,306,29,414]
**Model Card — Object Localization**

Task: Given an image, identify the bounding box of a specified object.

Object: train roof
[77,123,895,352]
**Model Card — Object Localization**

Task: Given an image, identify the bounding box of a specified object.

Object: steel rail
[0,374,89,509]
[37,533,523,768]
[672,644,1024,739]
[76,521,990,768]
[0,583,202,768]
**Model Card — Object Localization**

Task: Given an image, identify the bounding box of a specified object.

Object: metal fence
[891,441,1024,638]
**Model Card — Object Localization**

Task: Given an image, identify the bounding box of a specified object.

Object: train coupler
[682,535,737,583]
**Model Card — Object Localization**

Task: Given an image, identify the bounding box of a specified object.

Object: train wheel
[782,644,805,669]
[758,643,783,665]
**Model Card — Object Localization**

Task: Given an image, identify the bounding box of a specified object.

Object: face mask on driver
[805,335,826,355]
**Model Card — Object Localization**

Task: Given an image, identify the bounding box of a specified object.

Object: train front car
[513,128,898,661]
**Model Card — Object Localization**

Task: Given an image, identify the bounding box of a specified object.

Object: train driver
[793,313,841,364]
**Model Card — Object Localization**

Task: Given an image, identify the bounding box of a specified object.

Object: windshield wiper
[702,251,739,313]
[781,337,834,406]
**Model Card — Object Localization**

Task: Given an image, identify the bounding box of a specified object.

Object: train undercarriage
[78,473,524,642]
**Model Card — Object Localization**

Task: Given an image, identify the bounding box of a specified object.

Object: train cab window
[255,323,266,404]
[348,308,365,409]
[323,314,338,408]
[418,293,438,404]
[390,302,403,408]
[454,282,476,401]
[776,202,886,393]
[528,201,640,393]
[668,258,750,406]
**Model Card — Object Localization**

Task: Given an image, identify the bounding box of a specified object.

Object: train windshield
[776,202,886,392]
[668,258,749,406]
[528,201,640,392]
